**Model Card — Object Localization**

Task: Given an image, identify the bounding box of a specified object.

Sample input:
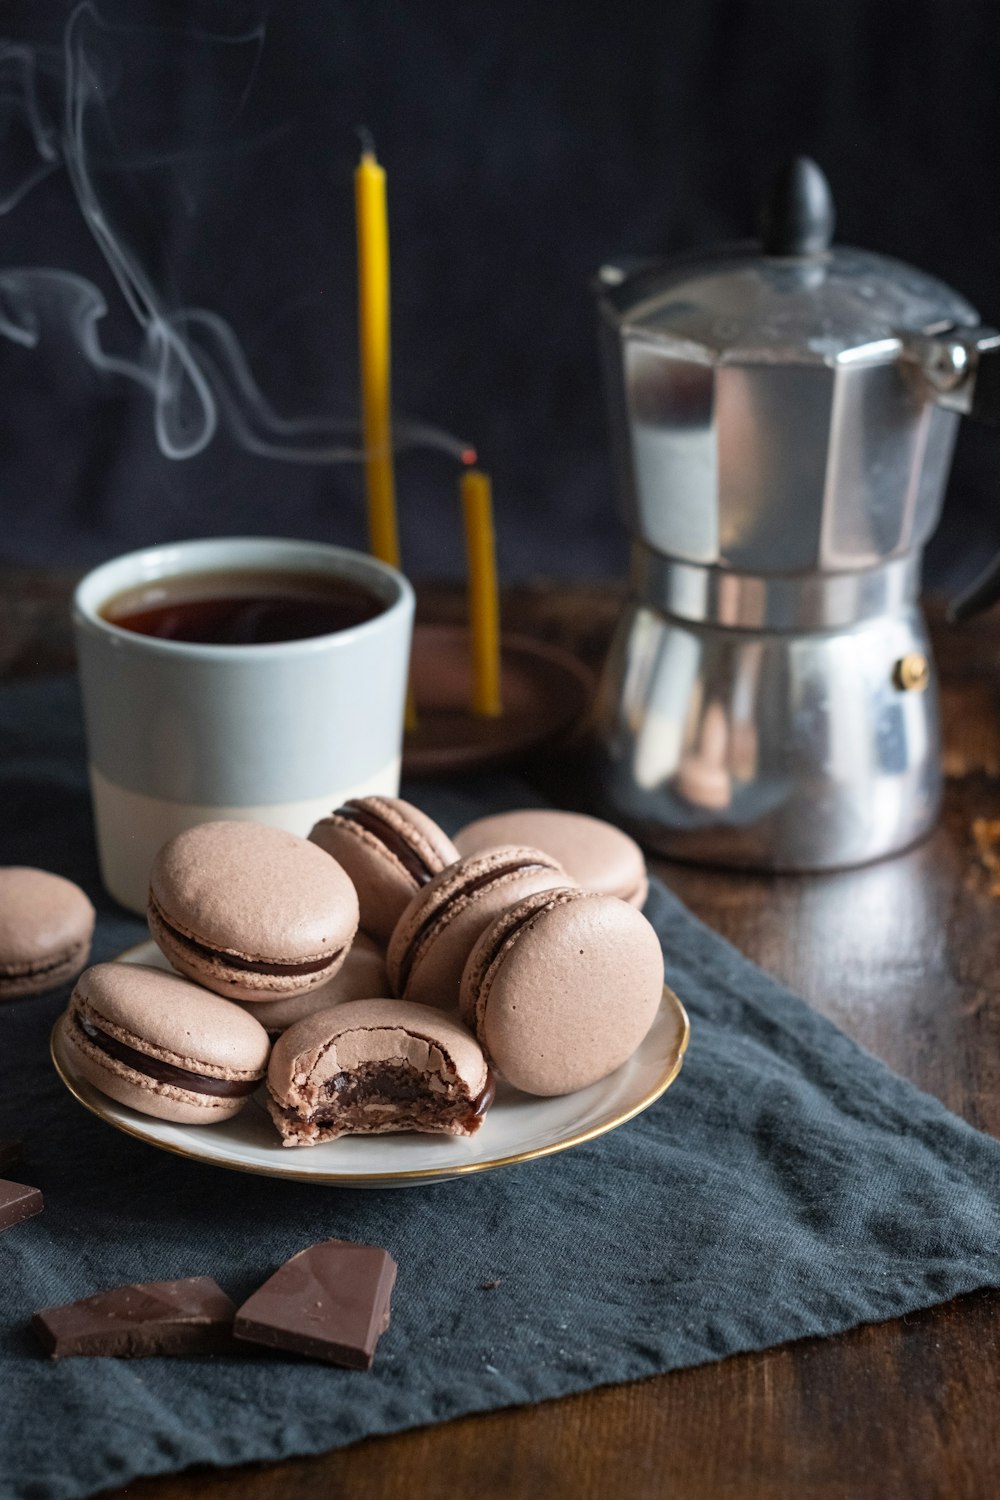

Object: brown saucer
[403,624,595,776]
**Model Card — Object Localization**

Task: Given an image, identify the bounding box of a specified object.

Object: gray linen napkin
[1,676,999,1500]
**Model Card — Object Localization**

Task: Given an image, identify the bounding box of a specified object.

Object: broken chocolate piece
[0,1179,42,1232]
[234,1237,397,1370]
[0,1139,21,1174]
[32,1276,237,1358]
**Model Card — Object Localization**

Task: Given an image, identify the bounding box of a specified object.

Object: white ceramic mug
[73,537,414,913]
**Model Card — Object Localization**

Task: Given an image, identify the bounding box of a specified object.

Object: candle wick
[461,447,478,467]
[356,124,377,160]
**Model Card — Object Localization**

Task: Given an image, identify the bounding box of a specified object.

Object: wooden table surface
[5,570,1000,1500]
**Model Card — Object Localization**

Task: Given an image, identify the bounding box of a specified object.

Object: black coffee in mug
[100,569,386,645]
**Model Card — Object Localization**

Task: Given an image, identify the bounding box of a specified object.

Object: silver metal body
[593,233,987,869]
[596,555,939,868]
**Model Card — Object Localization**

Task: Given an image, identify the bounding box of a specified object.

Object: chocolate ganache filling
[74,1012,261,1097]
[335,801,436,885]
[397,859,553,991]
[284,1061,496,1130]
[329,1065,495,1116]
[151,898,339,976]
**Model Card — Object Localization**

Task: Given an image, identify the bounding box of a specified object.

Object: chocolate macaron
[459,887,664,1096]
[387,846,570,1011]
[454,809,648,908]
[266,998,493,1145]
[60,962,271,1123]
[0,868,95,1000]
[234,932,390,1035]
[148,822,359,1003]
[309,797,459,944]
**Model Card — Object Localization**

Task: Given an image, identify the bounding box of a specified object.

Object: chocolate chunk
[234,1238,397,1369]
[33,1277,237,1358]
[0,1179,42,1232]
[0,1139,21,1174]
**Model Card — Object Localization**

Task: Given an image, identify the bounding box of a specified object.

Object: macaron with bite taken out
[266,998,493,1146]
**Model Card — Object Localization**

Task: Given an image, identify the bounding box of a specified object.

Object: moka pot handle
[901,324,1000,620]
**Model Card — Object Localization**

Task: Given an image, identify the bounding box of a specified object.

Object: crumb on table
[972,818,1000,895]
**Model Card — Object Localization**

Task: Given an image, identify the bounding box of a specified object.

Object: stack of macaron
[57,799,665,1148]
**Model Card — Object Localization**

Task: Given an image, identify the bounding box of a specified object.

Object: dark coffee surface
[101,569,384,645]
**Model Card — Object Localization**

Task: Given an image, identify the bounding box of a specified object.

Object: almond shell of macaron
[62,962,270,1124]
[0,867,96,998]
[386,846,571,1011]
[148,821,359,1001]
[454,809,648,907]
[460,889,664,1096]
[309,797,458,944]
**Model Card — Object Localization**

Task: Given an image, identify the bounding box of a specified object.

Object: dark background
[2,0,999,592]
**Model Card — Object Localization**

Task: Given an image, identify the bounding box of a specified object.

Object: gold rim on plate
[50,944,690,1185]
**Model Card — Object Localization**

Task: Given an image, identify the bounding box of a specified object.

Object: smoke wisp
[0,4,469,465]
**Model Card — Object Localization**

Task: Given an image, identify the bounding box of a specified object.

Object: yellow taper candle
[355,137,416,730]
[355,140,400,568]
[461,467,503,718]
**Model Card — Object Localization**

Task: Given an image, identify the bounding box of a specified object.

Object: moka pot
[593,157,1000,869]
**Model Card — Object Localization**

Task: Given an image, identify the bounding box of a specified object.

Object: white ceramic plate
[51,940,690,1188]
